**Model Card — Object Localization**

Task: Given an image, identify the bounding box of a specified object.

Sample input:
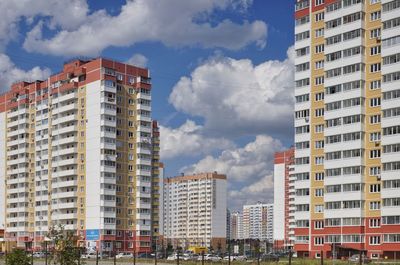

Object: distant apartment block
[0,58,160,253]
[242,203,273,242]
[273,148,295,249]
[162,172,227,251]
[230,211,243,240]
[294,0,400,259]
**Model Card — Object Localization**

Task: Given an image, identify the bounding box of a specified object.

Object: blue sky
[0,0,295,210]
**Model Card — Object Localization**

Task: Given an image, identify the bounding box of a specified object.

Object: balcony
[51,136,78,146]
[52,190,77,199]
[52,180,77,189]
[51,212,77,220]
[54,103,78,114]
[52,169,78,178]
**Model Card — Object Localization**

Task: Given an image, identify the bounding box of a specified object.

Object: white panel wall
[0,112,6,229]
[212,179,227,238]
[85,80,102,230]
[273,163,285,241]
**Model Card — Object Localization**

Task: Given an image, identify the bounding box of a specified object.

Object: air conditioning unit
[376,175,381,181]
[376,37,381,42]
[375,142,380,147]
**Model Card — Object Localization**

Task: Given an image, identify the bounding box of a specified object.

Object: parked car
[260,253,279,262]
[116,253,134,259]
[349,254,371,263]
[199,254,222,262]
[33,252,45,258]
[81,252,97,259]
[167,254,178,260]
[137,253,153,259]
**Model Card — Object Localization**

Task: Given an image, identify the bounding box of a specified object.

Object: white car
[167,254,179,260]
[198,254,222,262]
[115,253,134,259]
[81,253,97,259]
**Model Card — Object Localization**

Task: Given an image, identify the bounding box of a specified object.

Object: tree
[47,225,84,265]
[7,249,30,265]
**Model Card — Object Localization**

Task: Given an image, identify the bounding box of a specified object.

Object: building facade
[162,172,227,251]
[273,148,295,249]
[230,211,243,240]
[294,0,400,259]
[242,203,273,242]
[1,58,160,253]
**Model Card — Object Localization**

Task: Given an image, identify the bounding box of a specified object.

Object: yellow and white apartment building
[0,58,160,253]
[294,0,400,259]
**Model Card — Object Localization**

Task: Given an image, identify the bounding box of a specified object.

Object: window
[296,47,310,57]
[315,60,324,69]
[315,92,324,101]
[315,172,324,181]
[370,63,381,73]
[326,18,341,29]
[315,124,324,133]
[295,94,309,103]
[370,46,381,55]
[370,114,381,124]
[315,205,324,213]
[315,28,324,38]
[370,201,380,211]
[370,236,381,245]
[315,0,324,6]
[315,156,324,165]
[370,28,381,39]
[383,17,400,30]
[370,80,381,90]
[315,76,324,85]
[315,108,324,117]
[369,218,380,228]
[370,97,381,107]
[296,15,310,26]
[383,53,400,65]
[370,149,381,158]
[382,0,400,13]
[315,220,324,229]
[295,31,310,42]
[369,132,381,142]
[296,62,310,72]
[370,166,381,176]
[370,0,380,4]
[370,11,381,21]
[315,44,324,53]
[315,140,324,149]
[370,184,381,193]
[315,188,324,197]
[315,12,324,21]
[314,237,324,245]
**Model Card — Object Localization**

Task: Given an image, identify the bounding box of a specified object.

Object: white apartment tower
[162,172,227,251]
[242,203,273,242]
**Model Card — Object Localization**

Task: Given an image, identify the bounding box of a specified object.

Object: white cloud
[181,135,283,209]
[0,54,51,93]
[169,47,294,138]
[22,0,267,56]
[0,0,89,50]
[160,120,234,160]
[126,53,148,68]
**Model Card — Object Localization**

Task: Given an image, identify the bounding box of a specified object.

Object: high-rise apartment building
[294,0,400,259]
[1,58,160,253]
[162,172,227,251]
[273,148,295,249]
[230,211,243,240]
[242,203,273,242]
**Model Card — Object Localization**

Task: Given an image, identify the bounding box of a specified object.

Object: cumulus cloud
[169,47,294,138]
[160,120,234,160]
[182,135,283,209]
[0,0,89,50]
[22,0,267,56]
[126,53,148,68]
[0,54,51,93]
